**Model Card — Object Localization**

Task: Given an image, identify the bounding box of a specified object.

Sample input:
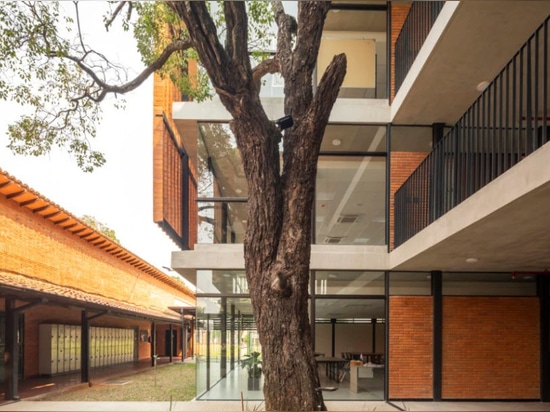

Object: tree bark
[171,2,346,410]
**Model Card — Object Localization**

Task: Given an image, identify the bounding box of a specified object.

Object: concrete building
[0,168,195,401]
[152,1,550,402]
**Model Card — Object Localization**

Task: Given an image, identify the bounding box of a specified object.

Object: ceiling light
[476,81,490,92]
[466,257,479,263]
[332,139,342,146]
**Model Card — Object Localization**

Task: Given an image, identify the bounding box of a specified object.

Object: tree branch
[170,2,233,93]
[252,58,279,93]
[285,2,331,116]
[308,53,347,140]
[272,1,296,79]
[63,38,193,102]
[223,1,251,76]
[103,1,131,31]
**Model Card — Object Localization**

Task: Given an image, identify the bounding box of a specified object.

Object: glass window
[195,296,261,400]
[315,271,384,295]
[197,123,247,198]
[315,156,386,245]
[321,7,387,99]
[389,272,432,296]
[321,124,387,153]
[197,201,247,244]
[390,125,433,152]
[443,272,537,296]
[197,270,249,295]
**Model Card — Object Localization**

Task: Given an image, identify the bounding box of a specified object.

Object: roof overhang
[0,270,183,323]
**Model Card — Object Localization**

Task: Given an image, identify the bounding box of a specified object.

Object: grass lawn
[39,363,196,402]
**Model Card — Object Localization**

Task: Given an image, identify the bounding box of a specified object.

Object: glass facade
[196,271,388,401]
[196,123,388,246]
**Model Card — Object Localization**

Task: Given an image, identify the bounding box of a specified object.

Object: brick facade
[389,152,429,250]
[153,74,198,249]
[442,297,540,399]
[389,296,433,399]
[0,194,192,313]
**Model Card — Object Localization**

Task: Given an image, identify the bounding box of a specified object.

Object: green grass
[40,363,196,402]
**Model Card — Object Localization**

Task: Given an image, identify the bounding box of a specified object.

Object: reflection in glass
[197,270,249,295]
[315,271,384,295]
[197,123,248,198]
[389,272,432,296]
[321,124,387,153]
[390,126,433,152]
[443,272,536,296]
[197,201,247,244]
[195,297,261,400]
[315,156,386,245]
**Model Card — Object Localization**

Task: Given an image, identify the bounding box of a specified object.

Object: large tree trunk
[172,2,346,410]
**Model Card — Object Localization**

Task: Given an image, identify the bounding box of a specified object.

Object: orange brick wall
[152,74,199,249]
[390,152,429,250]
[0,195,193,314]
[390,4,412,101]
[442,297,540,399]
[389,296,433,399]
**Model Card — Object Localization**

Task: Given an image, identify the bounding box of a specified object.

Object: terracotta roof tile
[0,269,183,322]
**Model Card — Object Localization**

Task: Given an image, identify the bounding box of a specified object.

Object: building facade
[0,168,195,400]
[153,1,550,402]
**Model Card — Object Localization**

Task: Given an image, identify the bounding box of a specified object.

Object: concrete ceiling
[391,142,550,274]
[393,1,550,125]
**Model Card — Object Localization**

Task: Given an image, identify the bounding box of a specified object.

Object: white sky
[0,2,179,277]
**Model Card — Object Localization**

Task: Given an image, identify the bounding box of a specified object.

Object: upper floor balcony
[392,13,550,274]
[393,1,550,126]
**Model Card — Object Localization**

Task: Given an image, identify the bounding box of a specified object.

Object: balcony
[392,15,550,273]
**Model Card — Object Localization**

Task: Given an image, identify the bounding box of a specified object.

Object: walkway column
[81,310,90,383]
[151,322,156,367]
[5,299,19,401]
[181,313,186,362]
[169,324,174,363]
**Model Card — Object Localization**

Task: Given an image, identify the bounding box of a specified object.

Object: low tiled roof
[0,268,184,322]
[0,168,194,301]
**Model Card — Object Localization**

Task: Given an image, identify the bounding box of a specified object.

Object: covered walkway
[0,357,184,402]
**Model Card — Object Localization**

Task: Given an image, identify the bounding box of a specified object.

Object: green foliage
[240,351,262,378]
[133,2,212,102]
[0,2,106,172]
[80,214,120,244]
[0,1,276,172]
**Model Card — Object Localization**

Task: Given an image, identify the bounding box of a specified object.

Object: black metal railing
[394,16,549,247]
[394,1,445,97]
